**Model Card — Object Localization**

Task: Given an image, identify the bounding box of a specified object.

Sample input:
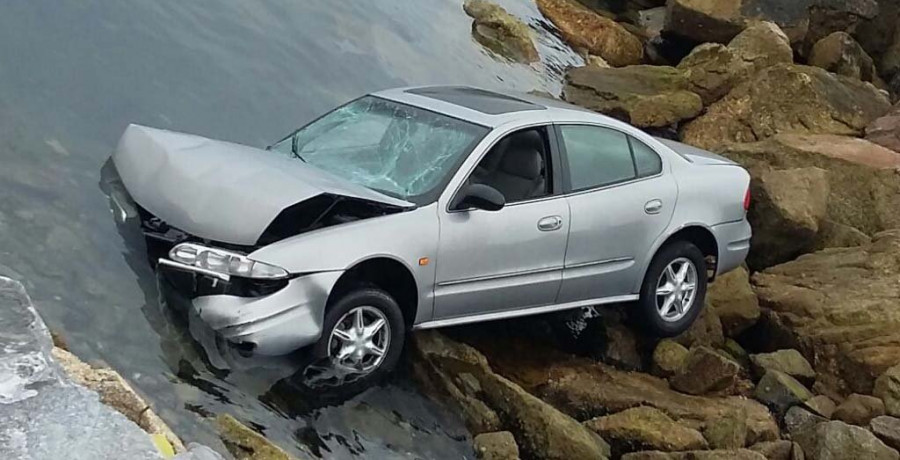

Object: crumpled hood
[113,124,412,245]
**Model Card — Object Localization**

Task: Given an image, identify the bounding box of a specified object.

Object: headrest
[500,148,543,179]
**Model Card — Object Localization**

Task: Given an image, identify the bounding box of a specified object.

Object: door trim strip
[565,257,633,270]
[413,294,639,330]
[435,265,562,287]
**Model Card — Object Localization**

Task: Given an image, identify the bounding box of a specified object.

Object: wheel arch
[636,224,719,292]
[327,256,419,328]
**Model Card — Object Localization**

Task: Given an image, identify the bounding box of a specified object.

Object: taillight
[743,187,751,212]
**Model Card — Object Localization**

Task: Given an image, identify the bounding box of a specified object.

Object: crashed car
[102,86,751,386]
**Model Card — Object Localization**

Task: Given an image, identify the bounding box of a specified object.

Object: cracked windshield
[3,0,900,459]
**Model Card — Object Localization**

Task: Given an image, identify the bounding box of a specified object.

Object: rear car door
[555,124,677,303]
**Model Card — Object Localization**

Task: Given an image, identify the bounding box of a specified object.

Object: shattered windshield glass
[272,96,488,204]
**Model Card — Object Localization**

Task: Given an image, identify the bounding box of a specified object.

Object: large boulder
[794,421,899,460]
[663,0,813,45]
[703,410,749,449]
[463,0,539,63]
[784,406,828,438]
[866,104,900,153]
[670,346,741,396]
[584,406,708,453]
[746,167,830,270]
[678,22,793,105]
[750,350,816,386]
[874,365,900,417]
[537,0,643,66]
[812,220,872,252]
[652,339,690,378]
[674,307,725,349]
[809,32,877,82]
[720,134,900,236]
[563,65,703,127]
[832,394,886,426]
[804,0,880,56]
[871,416,900,451]
[474,431,520,460]
[680,64,891,151]
[753,232,900,396]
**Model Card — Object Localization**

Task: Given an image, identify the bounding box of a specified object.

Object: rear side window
[629,137,663,177]
[558,125,636,191]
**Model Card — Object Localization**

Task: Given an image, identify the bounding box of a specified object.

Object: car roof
[371,85,603,128]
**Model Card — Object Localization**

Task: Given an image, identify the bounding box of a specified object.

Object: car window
[468,127,551,204]
[629,137,663,177]
[559,125,636,191]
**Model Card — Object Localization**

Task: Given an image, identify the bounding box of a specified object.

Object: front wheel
[636,241,708,337]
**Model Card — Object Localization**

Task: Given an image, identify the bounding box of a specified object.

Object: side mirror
[454,184,506,211]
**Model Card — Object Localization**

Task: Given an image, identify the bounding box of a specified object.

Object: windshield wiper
[290,136,307,162]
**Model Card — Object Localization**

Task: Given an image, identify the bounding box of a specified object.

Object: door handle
[538,215,563,232]
[644,199,663,215]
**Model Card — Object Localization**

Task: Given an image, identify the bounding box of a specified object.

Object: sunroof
[405,87,545,115]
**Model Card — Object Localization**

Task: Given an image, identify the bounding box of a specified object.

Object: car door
[555,124,677,304]
[432,126,570,320]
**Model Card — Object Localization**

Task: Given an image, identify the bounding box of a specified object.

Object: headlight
[168,243,289,280]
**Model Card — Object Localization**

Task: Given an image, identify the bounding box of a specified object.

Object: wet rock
[663,0,812,45]
[753,233,900,395]
[464,0,539,63]
[804,0,879,57]
[871,416,900,450]
[747,167,830,270]
[652,339,689,378]
[216,414,294,460]
[754,370,813,414]
[750,440,794,460]
[805,396,837,419]
[809,32,876,82]
[678,22,793,105]
[474,431,519,460]
[812,220,872,252]
[750,350,816,386]
[680,64,891,151]
[794,420,899,460]
[875,365,900,417]
[703,409,748,449]
[671,346,741,396]
[784,406,828,438]
[707,266,760,338]
[623,449,768,460]
[832,394,886,426]
[719,134,900,236]
[537,0,643,66]
[480,371,612,460]
[675,307,725,349]
[866,104,900,153]
[585,406,708,453]
[563,65,703,127]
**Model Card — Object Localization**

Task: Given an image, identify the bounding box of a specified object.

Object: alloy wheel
[655,257,698,323]
[327,306,391,374]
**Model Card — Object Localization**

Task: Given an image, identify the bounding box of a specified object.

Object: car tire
[309,287,406,392]
[636,240,708,337]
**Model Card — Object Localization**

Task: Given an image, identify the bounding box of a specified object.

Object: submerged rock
[584,406,708,453]
[463,0,539,63]
[537,0,643,66]
[809,32,876,82]
[794,420,899,460]
[216,414,294,460]
[473,431,519,460]
[681,64,891,151]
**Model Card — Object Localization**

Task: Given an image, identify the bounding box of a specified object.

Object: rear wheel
[636,241,708,337]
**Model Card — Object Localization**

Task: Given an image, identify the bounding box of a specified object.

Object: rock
[480,372,612,460]
[881,28,900,82]
[652,339,690,377]
[671,347,741,396]
[809,32,876,82]
[216,414,293,460]
[585,54,611,68]
[750,350,816,386]
[794,420,899,460]
[752,233,900,396]
[747,167,830,270]
[623,449,768,460]
[784,406,828,438]
[832,394,886,426]
[680,64,891,151]
[464,0,539,63]
[563,65,703,127]
[720,134,900,236]
[804,0,880,56]
[474,431,520,460]
[675,307,725,349]
[871,416,900,450]
[679,22,793,105]
[723,339,752,371]
[750,440,795,460]
[585,406,708,453]
[707,266,760,337]
[704,410,749,449]
[754,370,813,414]
[812,220,872,251]
[805,396,838,419]
[866,104,900,153]
[875,366,900,417]
[537,0,643,66]
[603,321,644,371]
[663,0,812,45]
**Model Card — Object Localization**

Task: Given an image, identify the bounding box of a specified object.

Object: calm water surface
[0,1,580,457]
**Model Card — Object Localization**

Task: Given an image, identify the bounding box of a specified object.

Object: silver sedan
[104,86,751,387]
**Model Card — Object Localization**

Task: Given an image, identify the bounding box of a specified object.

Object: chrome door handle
[644,199,663,215]
[538,215,563,232]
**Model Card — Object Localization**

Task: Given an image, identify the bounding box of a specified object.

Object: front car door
[432,125,570,321]
[555,124,677,304]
